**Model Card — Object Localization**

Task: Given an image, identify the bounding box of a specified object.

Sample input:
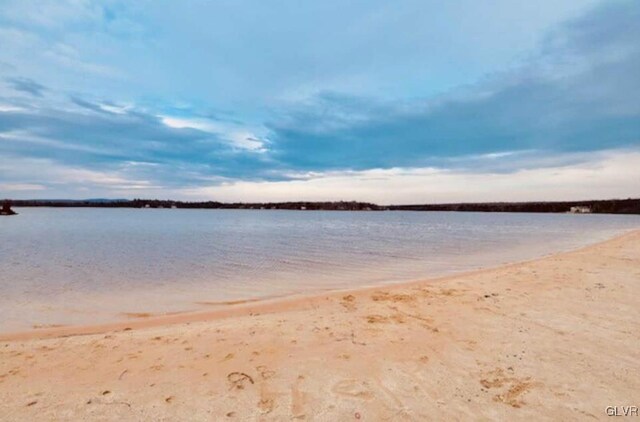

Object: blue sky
[0,0,638,203]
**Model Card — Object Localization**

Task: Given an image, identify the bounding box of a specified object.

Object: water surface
[1,208,638,332]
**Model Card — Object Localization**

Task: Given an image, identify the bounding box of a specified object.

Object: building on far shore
[569,206,591,214]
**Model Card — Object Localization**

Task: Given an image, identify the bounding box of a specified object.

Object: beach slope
[1,230,639,421]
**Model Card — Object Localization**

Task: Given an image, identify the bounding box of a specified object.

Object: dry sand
[1,230,639,421]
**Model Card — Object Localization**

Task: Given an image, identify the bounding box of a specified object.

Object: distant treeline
[7,198,640,214]
[388,198,640,214]
[10,199,383,211]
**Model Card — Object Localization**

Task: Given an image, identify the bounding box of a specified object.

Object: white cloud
[161,115,267,152]
[0,183,45,191]
[0,156,159,196]
[161,116,215,131]
[98,103,130,114]
[180,149,640,204]
[226,131,267,152]
[0,104,25,112]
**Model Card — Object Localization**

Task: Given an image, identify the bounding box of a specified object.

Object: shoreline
[3,228,637,342]
[2,227,639,420]
[10,196,640,214]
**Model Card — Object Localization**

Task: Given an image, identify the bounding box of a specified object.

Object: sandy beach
[1,229,639,421]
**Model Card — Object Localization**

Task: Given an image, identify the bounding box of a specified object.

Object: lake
[1,208,639,332]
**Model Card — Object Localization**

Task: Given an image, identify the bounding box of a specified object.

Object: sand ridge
[0,229,639,420]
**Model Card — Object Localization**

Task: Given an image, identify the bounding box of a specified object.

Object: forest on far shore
[6,198,640,214]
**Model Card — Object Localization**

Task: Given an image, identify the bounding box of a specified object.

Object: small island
[0,200,17,216]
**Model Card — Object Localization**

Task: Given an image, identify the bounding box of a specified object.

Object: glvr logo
[606,406,639,417]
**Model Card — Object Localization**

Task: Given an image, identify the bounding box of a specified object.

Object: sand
[1,230,639,421]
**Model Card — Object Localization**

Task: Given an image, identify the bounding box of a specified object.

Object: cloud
[0,99,277,189]
[0,1,638,201]
[267,1,640,173]
[0,183,45,191]
[182,149,640,204]
[0,155,160,195]
[5,77,47,97]
[160,116,269,152]
[69,96,130,115]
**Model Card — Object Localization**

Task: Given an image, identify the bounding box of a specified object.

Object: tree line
[6,198,640,214]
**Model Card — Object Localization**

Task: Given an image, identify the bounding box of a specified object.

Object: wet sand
[1,230,639,421]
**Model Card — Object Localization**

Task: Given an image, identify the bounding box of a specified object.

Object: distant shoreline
[7,197,640,214]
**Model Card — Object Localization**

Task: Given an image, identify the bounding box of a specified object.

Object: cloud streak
[5,77,47,97]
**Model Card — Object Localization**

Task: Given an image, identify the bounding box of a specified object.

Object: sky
[0,0,638,204]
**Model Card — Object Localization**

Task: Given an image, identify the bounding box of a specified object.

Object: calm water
[1,208,639,332]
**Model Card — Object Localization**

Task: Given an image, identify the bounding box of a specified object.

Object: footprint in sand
[256,365,276,380]
[228,372,254,390]
[365,314,405,324]
[341,295,357,311]
[479,368,538,408]
[371,291,416,304]
[332,379,374,400]
[221,353,235,362]
[258,383,276,414]
[291,375,307,419]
